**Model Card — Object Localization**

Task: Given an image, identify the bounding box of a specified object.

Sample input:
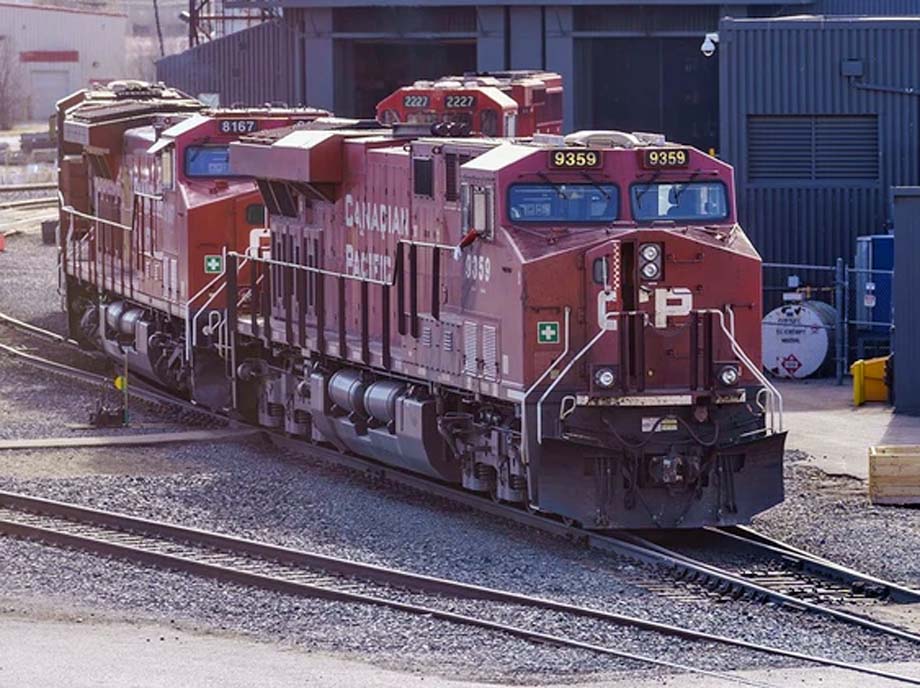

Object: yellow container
[851,355,890,406]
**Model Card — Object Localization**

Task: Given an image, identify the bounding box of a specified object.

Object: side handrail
[520,306,571,464]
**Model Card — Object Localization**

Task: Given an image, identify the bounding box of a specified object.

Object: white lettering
[654,287,693,328]
[370,205,379,233]
[343,196,411,236]
[345,194,355,228]
[344,243,394,280]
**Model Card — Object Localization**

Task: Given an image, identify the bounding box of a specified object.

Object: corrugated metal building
[0,2,127,123]
[157,1,827,149]
[154,2,920,270]
[156,20,299,107]
[893,188,920,414]
[720,15,920,267]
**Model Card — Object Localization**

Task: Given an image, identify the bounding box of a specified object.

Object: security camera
[700,32,719,58]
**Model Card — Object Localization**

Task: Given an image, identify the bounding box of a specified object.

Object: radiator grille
[463,321,478,376]
[482,325,498,381]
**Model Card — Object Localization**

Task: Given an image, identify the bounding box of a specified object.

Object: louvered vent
[748,115,878,182]
[815,117,879,180]
[482,325,498,381]
[463,321,478,376]
[445,153,458,202]
[421,324,433,347]
[443,328,454,352]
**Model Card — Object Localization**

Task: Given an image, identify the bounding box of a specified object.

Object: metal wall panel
[893,187,920,414]
[0,2,127,121]
[811,0,920,14]
[720,16,920,267]
[155,20,297,107]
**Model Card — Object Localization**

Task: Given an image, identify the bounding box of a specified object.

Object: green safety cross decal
[204,254,223,274]
[537,321,560,344]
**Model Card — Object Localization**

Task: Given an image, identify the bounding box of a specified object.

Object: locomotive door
[583,240,629,391]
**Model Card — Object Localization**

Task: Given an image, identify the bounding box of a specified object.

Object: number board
[402,94,430,108]
[444,94,476,109]
[641,148,689,170]
[219,119,259,135]
[548,150,602,170]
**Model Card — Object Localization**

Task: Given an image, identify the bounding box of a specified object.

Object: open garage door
[334,40,476,118]
[576,38,718,152]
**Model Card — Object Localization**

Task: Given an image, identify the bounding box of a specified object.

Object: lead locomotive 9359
[58,80,785,529]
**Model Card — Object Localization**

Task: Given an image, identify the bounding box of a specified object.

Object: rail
[2,323,919,685]
[3,489,920,686]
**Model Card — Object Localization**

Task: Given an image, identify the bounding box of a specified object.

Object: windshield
[507,183,618,224]
[184,145,238,178]
[631,182,728,222]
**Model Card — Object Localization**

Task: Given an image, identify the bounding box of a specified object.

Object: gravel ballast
[2,219,919,684]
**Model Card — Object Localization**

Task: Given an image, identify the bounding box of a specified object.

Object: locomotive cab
[491,133,785,528]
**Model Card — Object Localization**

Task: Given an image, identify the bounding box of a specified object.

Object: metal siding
[720,17,920,267]
[0,3,126,120]
[811,0,920,13]
[893,188,920,414]
[573,5,719,33]
[156,20,296,107]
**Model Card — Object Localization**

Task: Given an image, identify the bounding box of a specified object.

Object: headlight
[718,365,740,387]
[594,367,616,388]
[641,261,660,280]
[638,242,662,281]
[640,243,660,262]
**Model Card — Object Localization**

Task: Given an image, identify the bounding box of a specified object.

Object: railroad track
[0,311,226,427]
[629,526,920,607]
[3,490,920,687]
[0,197,56,211]
[0,183,57,204]
[3,309,920,682]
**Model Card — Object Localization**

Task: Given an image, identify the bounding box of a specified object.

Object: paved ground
[2,610,919,688]
[778,378,920,479]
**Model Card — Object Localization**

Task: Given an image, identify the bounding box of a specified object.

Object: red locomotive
[57,80,330,396]
[226,128,786,529]
[376,70,563,137]
[58,78,785,530]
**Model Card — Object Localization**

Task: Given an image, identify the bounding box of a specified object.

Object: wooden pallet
[869,446,920,505]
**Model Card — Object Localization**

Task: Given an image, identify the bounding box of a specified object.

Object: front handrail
[535,311,643,444]
[533,307,783,444]
[702,307,783,433]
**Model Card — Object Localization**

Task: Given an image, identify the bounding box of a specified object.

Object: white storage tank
[762,300,837,379]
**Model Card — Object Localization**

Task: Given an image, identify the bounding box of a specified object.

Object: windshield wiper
[579,172,610,199]
[672,172,703,203]
[537,172,569,199]
[634,172,661,208]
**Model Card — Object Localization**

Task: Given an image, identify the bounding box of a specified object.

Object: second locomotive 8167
[221,127,786,529]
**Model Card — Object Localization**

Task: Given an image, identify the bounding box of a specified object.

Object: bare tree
[0,36,24,130]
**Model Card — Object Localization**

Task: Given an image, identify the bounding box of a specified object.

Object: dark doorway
[576,38,719,152]
[335,40,477,118]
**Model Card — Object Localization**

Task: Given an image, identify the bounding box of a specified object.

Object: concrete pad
[777,378,920,479]
[2,610,920,688]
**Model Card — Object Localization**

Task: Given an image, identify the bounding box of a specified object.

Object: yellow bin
[851,355,890,406]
